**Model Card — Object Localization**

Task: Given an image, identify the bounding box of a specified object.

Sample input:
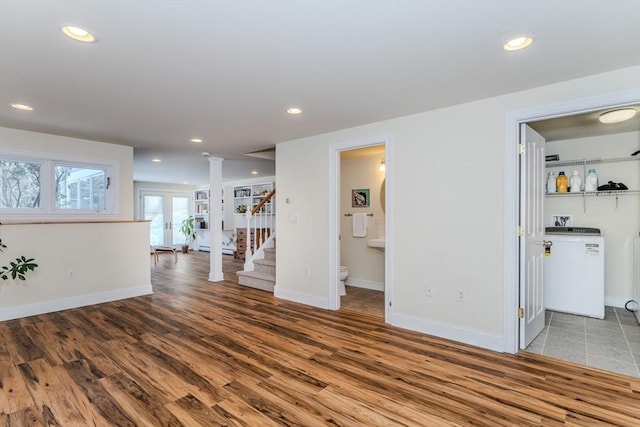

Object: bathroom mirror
[380,179,385,213]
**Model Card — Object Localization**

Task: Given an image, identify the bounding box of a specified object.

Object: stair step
[254,258,275,274]
[264,247,276,261]
[237,270,275,292]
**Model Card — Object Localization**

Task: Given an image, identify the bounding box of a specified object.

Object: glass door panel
[143,195,165,246]
[171,196,190,245]
[141,191,192,247]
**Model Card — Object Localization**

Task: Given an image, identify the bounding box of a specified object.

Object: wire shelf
[545,190,640,198]
[546,156,640,168]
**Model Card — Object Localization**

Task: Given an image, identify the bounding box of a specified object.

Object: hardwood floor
[2,251,640,426]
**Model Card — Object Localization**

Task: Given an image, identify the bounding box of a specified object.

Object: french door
[141,191,191,247]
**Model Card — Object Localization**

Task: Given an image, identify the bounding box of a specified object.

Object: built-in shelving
[194,190,209,229]
[233,182,274,215]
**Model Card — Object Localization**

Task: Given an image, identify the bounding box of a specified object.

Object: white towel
[352,213,367,237]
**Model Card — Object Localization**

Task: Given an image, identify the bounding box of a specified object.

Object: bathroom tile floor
[340,286,385,318]
[526,306,640,377]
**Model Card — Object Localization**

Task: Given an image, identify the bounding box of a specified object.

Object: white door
[519,124,546,348]
[141,191,191,247]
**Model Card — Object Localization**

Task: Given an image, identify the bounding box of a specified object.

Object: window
[0,150,118,219]
[55,165,107,211]
[0,159,42,208]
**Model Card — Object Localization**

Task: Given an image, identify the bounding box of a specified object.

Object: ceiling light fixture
[379,159,386,172]
[62,25,97,43]
[503,36,534,51]
[190,138,203,143]
[151,158,162,163]
[10,103,34,111]
[598,108,637,124]
[251,170,258,175]
[286,107,302,115]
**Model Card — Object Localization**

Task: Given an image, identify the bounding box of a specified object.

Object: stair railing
[243,189,276,271]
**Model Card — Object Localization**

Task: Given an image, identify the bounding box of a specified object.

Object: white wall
[340,154,385,288]
[275,65,640,351]
[0,222,151,321]
[0,126,134,219]
[545,131,640,305]
[0,128,150,320]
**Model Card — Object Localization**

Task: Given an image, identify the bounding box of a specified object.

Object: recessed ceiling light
[286,107,302,115]
[10,103,34,111]
[599,108,637,124]
[151,158,162,163]
[251,170,258,175]
[190,138,203,143]
[503,36,534,51]
[62,25,97,43]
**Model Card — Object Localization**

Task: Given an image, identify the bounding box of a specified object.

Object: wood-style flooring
[1,251,640,426]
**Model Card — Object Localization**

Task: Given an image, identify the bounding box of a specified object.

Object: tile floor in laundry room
[526,306,640,377]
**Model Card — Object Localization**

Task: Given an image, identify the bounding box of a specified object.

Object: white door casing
[329,135,392,323]
[504,89,640,353]
[519,124,546,348]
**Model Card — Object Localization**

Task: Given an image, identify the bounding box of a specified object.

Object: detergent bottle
[556,171,568,193]
[569,170,582,192]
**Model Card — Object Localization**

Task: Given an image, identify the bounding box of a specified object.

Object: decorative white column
[208,156,224,282]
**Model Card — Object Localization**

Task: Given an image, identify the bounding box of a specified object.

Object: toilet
[339,266,349,296]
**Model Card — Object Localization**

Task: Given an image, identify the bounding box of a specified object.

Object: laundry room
[534,112,640,310]
[525,107,640,376]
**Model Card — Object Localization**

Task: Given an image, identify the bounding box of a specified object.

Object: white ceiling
[1,1,639,184]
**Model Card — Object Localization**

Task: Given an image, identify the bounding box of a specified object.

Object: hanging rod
[344,213,374,217]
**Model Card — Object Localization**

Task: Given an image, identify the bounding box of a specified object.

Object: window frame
[0,148,119,220]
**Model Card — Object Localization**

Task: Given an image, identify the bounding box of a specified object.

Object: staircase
[236,188,276,292]
[237,245,275,291]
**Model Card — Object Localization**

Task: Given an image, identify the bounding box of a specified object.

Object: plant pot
[181,245,189,253]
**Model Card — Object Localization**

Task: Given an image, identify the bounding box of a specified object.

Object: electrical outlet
[68,271,76,279]
[456,290,464,302]
[425,286,433,297]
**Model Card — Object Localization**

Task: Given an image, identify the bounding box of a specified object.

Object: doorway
[329,136,392,323]
[506,90,640,375]
[141,190,192,247]
[339,146,386,318]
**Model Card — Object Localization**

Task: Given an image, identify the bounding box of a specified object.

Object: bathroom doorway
[336,144,387,319]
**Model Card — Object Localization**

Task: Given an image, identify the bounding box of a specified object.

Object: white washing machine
[543,227,605,319]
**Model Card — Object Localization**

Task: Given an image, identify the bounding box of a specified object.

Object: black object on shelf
[545,154,560,162]
[598,181,628,191]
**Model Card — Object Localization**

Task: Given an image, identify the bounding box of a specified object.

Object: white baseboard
[209,272,225,282]
[605,296,632,308]
[346,277,384,292]
[391,312,504,353]
[0,284,153,322]
[273,285,330,309]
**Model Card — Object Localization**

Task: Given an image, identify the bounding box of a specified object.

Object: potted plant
[179,216,197,253]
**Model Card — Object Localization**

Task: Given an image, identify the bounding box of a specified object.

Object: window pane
[0,160,42,208]
[56,166,106,210]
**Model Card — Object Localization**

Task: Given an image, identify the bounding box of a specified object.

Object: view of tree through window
[55,166,106,210]
[0,160,42,208]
